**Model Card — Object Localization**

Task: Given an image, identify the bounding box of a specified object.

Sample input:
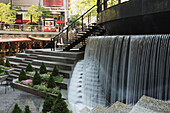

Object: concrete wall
[98,0,170,35]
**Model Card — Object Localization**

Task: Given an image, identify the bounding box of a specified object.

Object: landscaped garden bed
[0,57,13,76]
[12,81,59,98]
[12,62,65,99]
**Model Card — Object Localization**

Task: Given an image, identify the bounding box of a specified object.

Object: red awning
[56,20,65,24]
[0,37,31,43]
[15,20,30,23]
[29,36,51,41]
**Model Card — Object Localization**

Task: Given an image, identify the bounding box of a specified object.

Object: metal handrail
[53,4,97,40]
[49,0,110,51]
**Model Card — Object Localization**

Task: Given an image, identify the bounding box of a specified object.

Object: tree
[11,103,22,113]
[70,0,96,15]
[0,57,5,66]
[33,70,42,85]
[19,69,27,81]
[26,63,33,72]
[0,3,16,23]
[51,65,59,77]
[42,94,54,113]
[69,14,81,30]
[5,59,11,67]
[0,67,3,73]
[47,75,56,89]
[51,93,69,113]
[40,62,47,74]
[39,6,50,19]
[24,105,31,113]
[27,5,42,24]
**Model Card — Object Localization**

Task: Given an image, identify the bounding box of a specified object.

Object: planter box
[11,82,58,99]
[27,75,67,89]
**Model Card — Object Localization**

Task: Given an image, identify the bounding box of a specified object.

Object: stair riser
[16,53,29,58]
[12,71,20,76]
[25,50,78,58]
[7,58,24,63]
[37,56,75,64]
[32,62,72,71]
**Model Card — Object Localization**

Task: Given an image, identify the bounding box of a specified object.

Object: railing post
[104,0,107,10]
[66,27,69,44]
[31,15,33,32]
[82,16,84,31]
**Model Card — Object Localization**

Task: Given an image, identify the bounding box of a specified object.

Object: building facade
[0,0,69,27]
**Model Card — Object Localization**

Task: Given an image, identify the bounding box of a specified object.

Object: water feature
[82,35,170,107]
[68,60,87,112]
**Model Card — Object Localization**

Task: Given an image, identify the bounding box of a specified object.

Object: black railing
[50,0,115,51]
[50,4,99,50]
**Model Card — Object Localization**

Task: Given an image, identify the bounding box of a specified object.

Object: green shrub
[5,59,11,67]
[33,85,39,89]
[40,62,47,74]
[47,75,56,89]
[33,70,42,85]
[51,65,59,76]
[19,69,27,81]
[56,75,63,82]
[26,63,33,72]
[42,94,55,113]
[0,57,5,66]
[24,105,31,113]
[37,85,45,91]
[0,67,3,73]
[0,72,6,76]
[11,103,22,113]
[51,93,69,113]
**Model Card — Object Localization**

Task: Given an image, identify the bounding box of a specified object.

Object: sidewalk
[0,86,44,113]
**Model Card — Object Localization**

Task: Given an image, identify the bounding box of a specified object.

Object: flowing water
[69,35,170,109]
[68,60,87,112]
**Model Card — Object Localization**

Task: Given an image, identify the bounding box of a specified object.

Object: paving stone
[0,87,44,113]
[105,101,132,113]
[129,95,170,113]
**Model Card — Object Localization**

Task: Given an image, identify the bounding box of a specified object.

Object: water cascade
[83,35,170,107]
[68,60,86,112]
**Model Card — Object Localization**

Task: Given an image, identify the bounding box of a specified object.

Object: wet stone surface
[0,86,44,113]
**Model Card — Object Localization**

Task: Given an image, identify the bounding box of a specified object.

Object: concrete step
[56,78,69,89]
[11,70,20,76]
[7,56,25,63]
[129,96,170,113]
[61,89,68,100]
[37,55,75,64]
[25,49,84,59]
[90,105,106,113]
[32,60,74,71]
[9,61,21,67]
[9,73,18,78]
[15,53,29,58]
[16,53,38,59]
[105,101,132,113]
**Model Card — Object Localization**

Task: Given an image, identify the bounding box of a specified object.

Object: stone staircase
[81,96,170,113]
[6,49,84,99]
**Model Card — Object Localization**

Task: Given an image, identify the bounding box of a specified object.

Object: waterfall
[68,60,87,112]
[82,35,170,107]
